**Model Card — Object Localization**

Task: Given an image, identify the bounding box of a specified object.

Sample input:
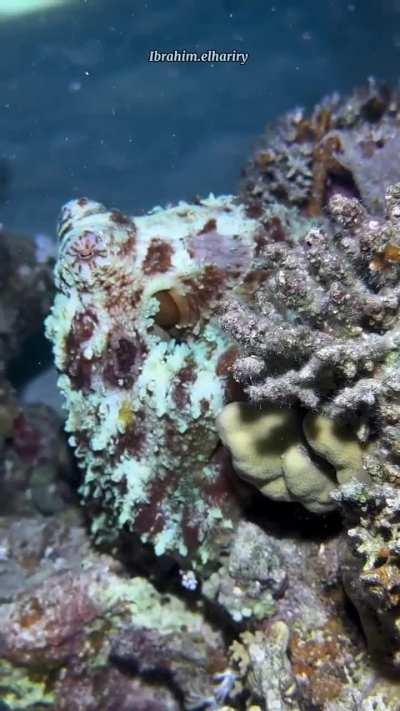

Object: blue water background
[1,0,400,234]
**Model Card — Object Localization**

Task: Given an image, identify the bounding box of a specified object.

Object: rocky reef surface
[3,81,400,710]
[0,225,71,521]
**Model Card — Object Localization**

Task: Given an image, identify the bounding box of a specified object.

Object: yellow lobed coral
[217,402,366,513]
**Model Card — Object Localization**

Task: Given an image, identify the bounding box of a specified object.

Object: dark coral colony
[2,81,400,710]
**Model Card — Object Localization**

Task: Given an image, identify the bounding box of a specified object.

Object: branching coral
[221,183,400,490]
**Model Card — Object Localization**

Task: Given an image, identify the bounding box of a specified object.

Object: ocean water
[1,0,400,235]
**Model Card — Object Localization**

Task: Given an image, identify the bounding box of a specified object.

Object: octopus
[45,195,261,562]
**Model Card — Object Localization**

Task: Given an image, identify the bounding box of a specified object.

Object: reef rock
[202,520,287,622]
[0,511,226,710]
[0,225,71,520]
[241,79,400,217]
[334,481,400,670]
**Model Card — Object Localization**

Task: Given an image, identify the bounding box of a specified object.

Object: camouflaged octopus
[45,196,261,561]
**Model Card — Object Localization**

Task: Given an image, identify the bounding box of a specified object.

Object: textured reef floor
[2,81,400,710]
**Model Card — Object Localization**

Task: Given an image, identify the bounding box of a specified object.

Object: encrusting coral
[202,520,287,622]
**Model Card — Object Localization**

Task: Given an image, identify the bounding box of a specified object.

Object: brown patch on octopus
[198,218,217,234]
[109,210,132,226]
[181,508,202,552]
[171,364,197,409]
[133,473,177,538]
[216,346,239,377]
[103,334,146,389]
[68,355,96,393]
[71,310,98,342]
[65,316,100,392]
[143,238,174,275]
[200,398,210,415]
[216,346,244,401]
[118,228,137,257]
[185,265,226,316]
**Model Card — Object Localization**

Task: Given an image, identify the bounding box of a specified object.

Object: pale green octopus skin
[46,195,262,561]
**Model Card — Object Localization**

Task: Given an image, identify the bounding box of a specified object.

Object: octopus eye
[153,288,199,328]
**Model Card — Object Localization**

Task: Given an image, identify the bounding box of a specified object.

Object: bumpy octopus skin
[46,195,261,561]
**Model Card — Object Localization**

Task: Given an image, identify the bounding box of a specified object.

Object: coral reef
[0,400,72,516]
[230,623,298,710]
[221,183,400,495]
[33,81,400,709]
[241,79,400,217]
[45,195,263,562]
[3,502,399,711]
[221,522,400,710]
[0,226,72,520]
[0,511,226,710]
[334,481,400,670]
[202,521,287,622]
